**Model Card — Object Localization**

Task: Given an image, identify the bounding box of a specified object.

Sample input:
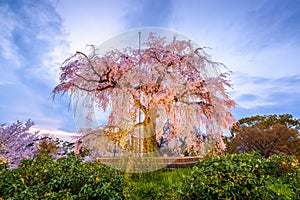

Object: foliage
[0,120,84,168]
[181,152,299,200]
[229,114,300,158]
[232,114,300,131]
[35,136,86,159]
[53,33,234,155]
[0,153,299,199]
[35,136,58,157]
[0,154,124,199]
[0,119,39,168]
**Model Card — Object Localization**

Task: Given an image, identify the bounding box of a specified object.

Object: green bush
[0,154,124,199]
[265,154,299,199]
[0,152,299,199]
[181,152,299,200]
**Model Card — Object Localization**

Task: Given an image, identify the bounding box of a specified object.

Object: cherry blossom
[53,33,235,156]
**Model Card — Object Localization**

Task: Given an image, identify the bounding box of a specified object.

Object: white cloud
[0,0,77,131]
[0,81,13,85]
[168,0,300,78]
[29,127,77,141]
[0,1,71,86]
[55,0,130,54]
[38,37,70,84]
[166,0,300,116]
[231,74,300,109]
[236,99,275,110]
[0,5,22,67]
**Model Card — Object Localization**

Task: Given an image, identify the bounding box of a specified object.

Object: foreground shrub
[0,152,299,199]
[0,154,124,199]
[181,152,299,200]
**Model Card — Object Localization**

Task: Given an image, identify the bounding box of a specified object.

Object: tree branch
[75,73,99,83]
[76,51,102,78]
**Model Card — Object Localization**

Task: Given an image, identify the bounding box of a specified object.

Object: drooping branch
[76,50,102,78]
[53,32,235,156]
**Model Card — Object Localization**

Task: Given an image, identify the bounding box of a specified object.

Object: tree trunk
[142,107,158,153]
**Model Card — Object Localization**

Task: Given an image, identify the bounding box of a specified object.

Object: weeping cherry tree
[53,32,235,157]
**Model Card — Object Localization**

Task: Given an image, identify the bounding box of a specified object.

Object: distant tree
[53,33,235,156]
[228,114,300,158]
[35,136,58,157]
[35,136,84,158]
[0,120,39,168]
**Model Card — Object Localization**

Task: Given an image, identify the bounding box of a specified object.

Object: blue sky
[0,0,300,133]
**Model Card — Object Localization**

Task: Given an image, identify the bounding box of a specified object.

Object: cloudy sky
[1,0,300,134]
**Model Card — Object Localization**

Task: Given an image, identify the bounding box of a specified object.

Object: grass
[124,167,192,200]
